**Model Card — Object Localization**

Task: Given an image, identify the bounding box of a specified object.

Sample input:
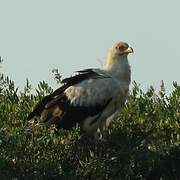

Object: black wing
[27,68,111,129]
[44,95,111,129]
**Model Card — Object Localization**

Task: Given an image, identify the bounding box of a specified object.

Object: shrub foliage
[0,60,180,180]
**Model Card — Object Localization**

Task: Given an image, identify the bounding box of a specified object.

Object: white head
[104,41,133,83]
[105,41,133,69]
[109,41,133,59]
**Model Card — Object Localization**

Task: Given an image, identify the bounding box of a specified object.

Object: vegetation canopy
[0,60,180,179]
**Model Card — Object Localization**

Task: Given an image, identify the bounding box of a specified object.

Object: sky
[0,0,180,93]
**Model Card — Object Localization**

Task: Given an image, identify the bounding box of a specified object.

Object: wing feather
[27,68,113,130]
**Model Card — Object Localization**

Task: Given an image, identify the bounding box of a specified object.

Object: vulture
[27,41,133,138]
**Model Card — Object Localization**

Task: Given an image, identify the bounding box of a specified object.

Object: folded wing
[27,69,114,129]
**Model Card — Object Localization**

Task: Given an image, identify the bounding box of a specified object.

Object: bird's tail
[27,94,52,120]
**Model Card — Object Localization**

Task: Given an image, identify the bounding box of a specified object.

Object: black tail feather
[27,95,52,120]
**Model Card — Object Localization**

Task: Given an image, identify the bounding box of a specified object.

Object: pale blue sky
[0,0,179,92]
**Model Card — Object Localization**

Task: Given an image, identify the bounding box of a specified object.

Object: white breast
[80,83,129,135]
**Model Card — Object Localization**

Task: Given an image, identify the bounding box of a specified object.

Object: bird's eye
[118,45,128,51]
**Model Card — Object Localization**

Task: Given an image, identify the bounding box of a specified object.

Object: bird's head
[105,41,134,71]
[110,41,134,58]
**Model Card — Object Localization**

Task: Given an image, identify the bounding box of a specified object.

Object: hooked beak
[124,47,134,54]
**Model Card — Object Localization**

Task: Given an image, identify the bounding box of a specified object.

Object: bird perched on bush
[27,41,133,139]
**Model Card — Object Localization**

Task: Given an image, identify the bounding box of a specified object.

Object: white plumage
[27,41,133,138]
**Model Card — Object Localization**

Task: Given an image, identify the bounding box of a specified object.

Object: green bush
[0,60,180,179]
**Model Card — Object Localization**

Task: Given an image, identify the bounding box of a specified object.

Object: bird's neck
[103,53,131,84]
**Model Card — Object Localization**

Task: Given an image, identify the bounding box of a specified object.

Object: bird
[27,41,133,139]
